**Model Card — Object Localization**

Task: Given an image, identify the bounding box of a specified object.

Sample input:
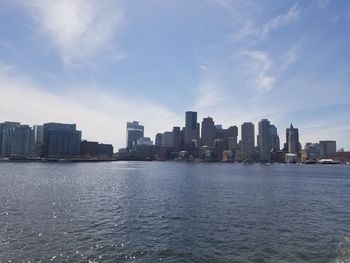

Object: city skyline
[0,112,342,152]
[0,1,350,149]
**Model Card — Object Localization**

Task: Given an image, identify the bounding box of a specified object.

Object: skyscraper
[172,126,182,151]
[184,111,199,145]
[286,124,300,154]
[161,132,174,148]
[201,116,215,147]
[155,133,162,147]
[43,123,82,158]
[126,121,144,148]
[241,122,255,161]
[258,119,271,162]
[227,126,238,150]
[269,124,280,151]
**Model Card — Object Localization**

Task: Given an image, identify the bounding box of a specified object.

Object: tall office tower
[227,126,238,150]
[319,140,336,156]
[126,121,144,148]
[241,122,255,160]
[172,126,182,151]
[258,119,271,163]
[43,123,82,158]
[227,126,238,139]
[1,122,32,157]
[269,124,280,151]
[201,117,215,147]
[155,133,162,147]
[161,132,174,148]
[184,111,199,145]
[286,124,300,154]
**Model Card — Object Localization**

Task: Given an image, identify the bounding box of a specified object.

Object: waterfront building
[227,137,237,150]
[258,119,271,163]
[117,148,130,160]
[80,140,114,158]
[286,124,300,154]
[137,137,153,146]
[227,126,238,150]
[301,143,321,161]
[285,153,298,163]
[131,144,156,160]
[33,125,44,144]
[126,121,144,149]
[214,138,225,161]
[155,133,162,147]
[43,123,81,158]
[269,124,280,151]
[80,140,99,157]
[325,151,350,163]
[161,132,174,148]
[32,125,44,156]
[98,144,114,158]
[172,126,182,152]
[201,117,215,147]
[319,140,336,156]
[1,122,32,157]
[184,111,199,145]
[241,122,255,161]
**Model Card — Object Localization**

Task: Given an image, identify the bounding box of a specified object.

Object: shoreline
[0,158,348,165]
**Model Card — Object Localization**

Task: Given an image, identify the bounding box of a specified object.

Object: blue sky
[0,0,349,149]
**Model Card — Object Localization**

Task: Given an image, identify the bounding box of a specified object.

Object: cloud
[262,3,299,37]
[240,50,275,91]
[0,65,182,149]
[17,0,124,64]
[195,80,231,109]
[230,3,300,42]
[231,21,258,42]
[209,0,259,25]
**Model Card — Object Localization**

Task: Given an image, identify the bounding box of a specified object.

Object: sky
[0,0,350,150]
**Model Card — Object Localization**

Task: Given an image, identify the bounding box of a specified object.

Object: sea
[0,161,349,263]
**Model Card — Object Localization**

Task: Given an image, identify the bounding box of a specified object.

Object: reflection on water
[0,162,349,262]
[337,236,350,263]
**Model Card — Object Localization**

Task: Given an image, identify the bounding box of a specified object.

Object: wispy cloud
[0,65,182,148]
[262,3,299,37]
[230,3,300,42]
[240,50,275,91]
[209,0,259,25]
[17,0,124,64]
[195,80,230,109]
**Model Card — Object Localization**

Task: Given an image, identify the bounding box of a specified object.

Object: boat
[318,159,340,164]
